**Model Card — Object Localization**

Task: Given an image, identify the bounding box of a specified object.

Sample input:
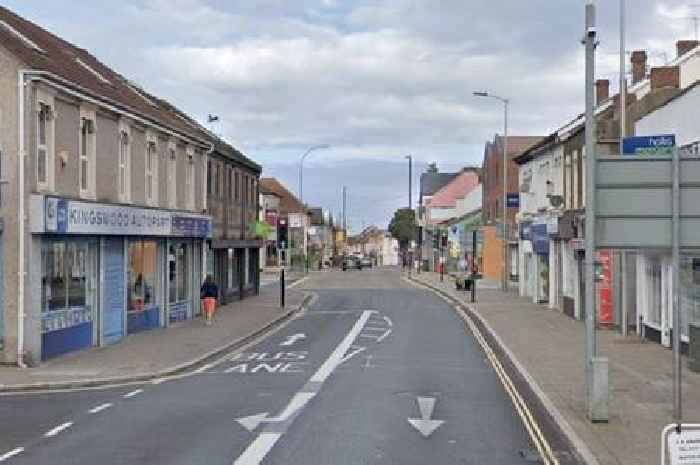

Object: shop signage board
[623,134,675,156]
[531,223,549,255]
[288,213,304,228]
[662,424,700,465]
[42,197,212,238]
[506,193,520,208]
[595,154,700,249]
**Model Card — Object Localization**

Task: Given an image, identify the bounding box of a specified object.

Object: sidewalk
[0,281,310,392]
[412,271,695,465]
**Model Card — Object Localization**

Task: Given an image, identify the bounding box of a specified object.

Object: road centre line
[233,310,373,465]
[123,388,143,398]
[0,448,24,462]
[88,403,113,414]
[43,422,73,438]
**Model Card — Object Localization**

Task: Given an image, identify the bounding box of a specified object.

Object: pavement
[0,272,309,392]
[0,267,581,465]
[411,270,700,465]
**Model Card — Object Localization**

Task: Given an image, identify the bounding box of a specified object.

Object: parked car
[360,257,372,268]
[342,256,363,271]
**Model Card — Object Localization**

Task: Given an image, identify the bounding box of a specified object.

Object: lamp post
[405,155,413,277]
[474,91,510,292]
[299,144,330,204]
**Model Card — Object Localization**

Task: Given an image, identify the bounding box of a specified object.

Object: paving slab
[0,282,310,391]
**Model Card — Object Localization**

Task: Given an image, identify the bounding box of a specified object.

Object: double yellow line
[407,278,559,465]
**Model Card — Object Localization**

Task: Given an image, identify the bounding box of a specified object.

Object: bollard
[280,268,285,308]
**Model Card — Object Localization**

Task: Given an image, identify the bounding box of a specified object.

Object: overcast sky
[3,0,696,231]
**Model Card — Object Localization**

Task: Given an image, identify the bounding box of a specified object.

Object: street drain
[518,448,542,463]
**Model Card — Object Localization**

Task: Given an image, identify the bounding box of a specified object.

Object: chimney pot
[631,50,647,84]
[677,39,700,57]
[650,66,680,90]
[595,79,610,106]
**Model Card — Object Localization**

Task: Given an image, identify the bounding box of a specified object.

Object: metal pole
[407,155,412,278]
[472,229,477,303]
[280,268,285,308]
[584,2,607,422]
[440,232,444,282]
[619,1,629,337]
[502,101,509,292]
[672,146,682,422]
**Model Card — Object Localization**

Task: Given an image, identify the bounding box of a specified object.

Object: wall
[636,84,700,146]
[53,98,80,199]
[481,225,504,281]
[94,112,119,203]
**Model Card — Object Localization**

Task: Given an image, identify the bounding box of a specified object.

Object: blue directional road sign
[622,134,675,156]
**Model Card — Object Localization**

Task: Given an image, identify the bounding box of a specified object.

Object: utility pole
[342,186,347,232]
[406,155,413,277]
[619,0,629,337]
[584,2,608,422]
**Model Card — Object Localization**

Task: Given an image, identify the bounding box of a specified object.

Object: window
[118,122,131,202]
[41,241,89,312]
[201,153,208,211]
[215,162,220,197]
[79,109,96,198]
[185,149,194,210]
[37,101,54,189]
[228,167,233,201]
[168,243,188,303]
[235,171,240,202]
[128,241,158,314]
[145,139,157,205]
[206,159,212,196]
[168,145,177,208]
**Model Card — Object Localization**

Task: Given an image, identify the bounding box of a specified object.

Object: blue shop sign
[531,223,549,255]
[622,134,675,156]
[506,193,520,208]
[520,221,532,241]
[42,197,212,238]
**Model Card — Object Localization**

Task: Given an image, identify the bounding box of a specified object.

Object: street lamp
[299,144,330,204]
[474,90,510,292]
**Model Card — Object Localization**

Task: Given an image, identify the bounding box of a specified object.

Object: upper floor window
[206,159,212,196]
[228,167,233,201]
[168,144,177,209]
[185,148,195,210]
[145,137,158,205]
[235,171,240,203]
[215,162,220,198]
[118,123,131,202]
[36,99,55,190]
[79,109,96,198]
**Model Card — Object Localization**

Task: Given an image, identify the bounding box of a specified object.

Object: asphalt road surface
[0,268,578,465]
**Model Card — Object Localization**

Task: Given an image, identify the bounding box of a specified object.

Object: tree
[388,208,416,249]
[427,162,439,173]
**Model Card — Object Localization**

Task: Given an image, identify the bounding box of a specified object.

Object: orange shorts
[203,297,217,316]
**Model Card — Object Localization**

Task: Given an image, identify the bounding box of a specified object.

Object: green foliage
[388,208,416,248]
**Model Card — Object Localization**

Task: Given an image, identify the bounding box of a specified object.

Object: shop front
[32,195,211,360]
[531,222,550,304]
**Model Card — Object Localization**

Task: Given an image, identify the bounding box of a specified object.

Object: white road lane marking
[376,328,392,343]
[407,396,444,438]
[194,363,215,374]
[236,392,317,431]
[279,333,306,346]
[383,316,393,327]
[123,388,143,398]
[88,403,113,414]
[233,310,373,465]
[44,421,73,438]
[233,433,282,465]
[0,448,24,462]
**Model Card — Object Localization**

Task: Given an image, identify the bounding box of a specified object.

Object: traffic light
[278,220,288,249]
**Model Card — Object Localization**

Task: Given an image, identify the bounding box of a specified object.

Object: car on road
[360,257,372,268]
[342,256,363,271]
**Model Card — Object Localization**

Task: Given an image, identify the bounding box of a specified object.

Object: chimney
[650,66,680,90]
[677,39,700,57]
[631,50,647,84]
[595,79,610,105]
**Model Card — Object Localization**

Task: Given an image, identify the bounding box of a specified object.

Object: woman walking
[200,275,219,326]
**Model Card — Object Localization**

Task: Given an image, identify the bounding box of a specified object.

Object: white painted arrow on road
[407,396,444,438]
[236,392,316,432]
[280,333,306,346]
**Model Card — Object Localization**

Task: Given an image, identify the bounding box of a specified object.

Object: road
[0,268,579,465]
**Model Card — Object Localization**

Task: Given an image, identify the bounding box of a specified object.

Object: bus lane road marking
[232,310,373,465]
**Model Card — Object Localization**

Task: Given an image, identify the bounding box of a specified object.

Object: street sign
[595,153,700,249]
[623,134,675,156]
[662,424,700,465]
[506,193,520,208]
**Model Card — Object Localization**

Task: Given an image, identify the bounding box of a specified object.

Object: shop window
[168,243,189,303]
[42,241,88,312]
[128,241,158,314]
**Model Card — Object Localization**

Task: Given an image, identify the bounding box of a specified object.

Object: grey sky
[2,0,695,231]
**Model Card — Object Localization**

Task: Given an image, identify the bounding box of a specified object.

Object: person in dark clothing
[200,275,219,326]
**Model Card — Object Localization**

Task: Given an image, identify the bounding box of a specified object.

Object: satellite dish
[548,194,564,208]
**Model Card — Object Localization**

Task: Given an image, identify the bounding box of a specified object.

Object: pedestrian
[200,275,218,326]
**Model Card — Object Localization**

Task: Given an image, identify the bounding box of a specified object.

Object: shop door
[0,232,4,350]
[101,237,125,345]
